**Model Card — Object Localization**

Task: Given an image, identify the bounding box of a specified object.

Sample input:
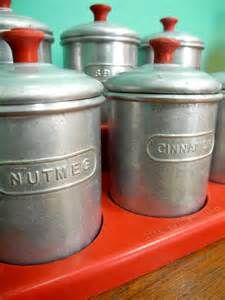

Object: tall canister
[61,4,140,123]
[210,72,225,183]
[105,37,222,217]
[0,28,104,265]
[0,0,54,63]
[61,3,140,167]
[139,17,204,68]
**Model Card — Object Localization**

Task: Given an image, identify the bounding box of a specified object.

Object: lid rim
[0,96,105,114]
[105,92,222,103]
[0,26,54,38]
[141,31,204,49]
[141,40,204,49]
[0,9,53,36]
[61,35,140,45]
[61,21,140,43]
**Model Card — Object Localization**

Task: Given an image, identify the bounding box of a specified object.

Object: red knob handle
[0,0,11,8]
[150,37,181,64]
[160,17,178,31]
[2,28,44,63]
[90,4,111,21]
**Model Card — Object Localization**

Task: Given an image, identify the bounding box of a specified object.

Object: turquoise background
[13,0,225,71]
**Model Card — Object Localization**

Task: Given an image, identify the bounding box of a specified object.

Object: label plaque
[0,148,97,195]
[147,132,214,162]
[84,64,133,82]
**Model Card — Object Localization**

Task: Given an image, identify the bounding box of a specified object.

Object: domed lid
[61,4,140,44]
[142,17,203,49]
[212,72,225,90]
[0,0,53,40]
[0,28,103,106]
[105,38,221,96]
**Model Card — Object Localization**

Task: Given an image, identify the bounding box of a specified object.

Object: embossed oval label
[147,132,214,162]
[84,64,133,82]
[0,148,97,195]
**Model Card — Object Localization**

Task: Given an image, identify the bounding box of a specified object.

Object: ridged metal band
[0,96,105,115]
[61,35,140,45]
[141,40,204,49]
[105,92,222,103]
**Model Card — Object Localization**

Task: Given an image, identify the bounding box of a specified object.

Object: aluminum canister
[61,4,140,78]
[61,4,140,123]
[139,17,204,68]
[210,72,225,183]
[105,37,222,217]
[0,28,104,265]
[0,0,54,63]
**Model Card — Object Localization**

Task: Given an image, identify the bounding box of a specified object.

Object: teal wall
[13,0,225,71]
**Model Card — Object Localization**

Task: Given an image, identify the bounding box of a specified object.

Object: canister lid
[211,72,225,90]
[61,3,140,44]
[0,28,103,106]
[0,0,53,41]
[105,38,221,95]
[142,17,204,49]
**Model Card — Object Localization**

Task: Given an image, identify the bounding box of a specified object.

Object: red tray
[0,174,225,300]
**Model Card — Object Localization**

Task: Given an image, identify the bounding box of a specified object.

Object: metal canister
[61,4,140,78]
[210,72,225,183]
[61,3,140,167]
[0,0,54,63]
[139,17,204,68]
[0,28,104,265]
[105,37,222,217]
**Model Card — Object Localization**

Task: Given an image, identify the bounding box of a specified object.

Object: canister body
[63,40,137,74]
[109,97,217,217]
[0,38,52,63]
[0,100,102,265]
[210,94,225,183]
[139,45,202,68]
[63,40,138,123]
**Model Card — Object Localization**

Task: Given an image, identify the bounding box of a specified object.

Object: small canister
[210,72,225,183]
[0,28,104,265]
[61,4,140,79]
[105,37,221,217]
[139,17,204,68]
[0,0,54,63]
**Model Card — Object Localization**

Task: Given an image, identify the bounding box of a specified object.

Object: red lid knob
[90,4,111,21]
[150,37,181,64]
[160,17,178,31]
[0,0,11,8]
[2,28,44,63]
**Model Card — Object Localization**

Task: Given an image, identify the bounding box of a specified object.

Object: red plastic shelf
[0,174,225,300]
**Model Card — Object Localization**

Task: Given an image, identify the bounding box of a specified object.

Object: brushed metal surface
[210,96,225,183]
[108,98,218,217]
[139,45,203,68]
[62,38,138,123]
[0,58,104,265]
[0,105,102,265]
